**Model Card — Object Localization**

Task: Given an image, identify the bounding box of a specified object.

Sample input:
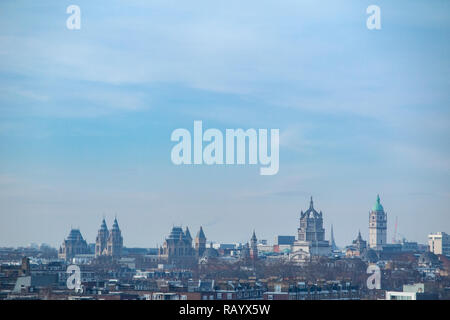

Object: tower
[298,197,325,242]
[250,230,258,260]
[369,195,387,250]
[330,224,338,251]
[195,226,207,257]
[21,257,30,276]
[292,196,331,257]
[106,217,123,258]
[95,218,109,257]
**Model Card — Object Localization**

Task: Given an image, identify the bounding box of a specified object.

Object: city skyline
[5,194,439,249]
[1,1,449,248]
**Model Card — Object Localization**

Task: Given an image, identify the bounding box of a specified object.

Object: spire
[112,217,120,230]
[330,224,337,250]
[185,226,192,240]
[100,218,108,230]
[309,196,314,209]
[251,230,257,242]
[356,230,363,242]
[196,226,206,240]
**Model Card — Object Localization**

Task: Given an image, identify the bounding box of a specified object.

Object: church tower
[195,226,207,257]
[107,217,123,258]
[95,218,109,257]
[250,230,258,260]
[369,195,387,250]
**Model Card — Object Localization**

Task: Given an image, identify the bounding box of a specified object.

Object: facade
[58,229,90,261]
[292,197,331,257]
[94,218,123,258]
[159,226,206,264]
[275,236,295,246]
[428,232,450,256]
[369,195,387,250]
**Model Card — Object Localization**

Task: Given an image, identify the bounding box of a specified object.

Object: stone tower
[369,195,387,250]
[250,230,258,260]
[106,217,123,258]
[298,197,325,242]
[95,218,109,257]
[195,226,207,257]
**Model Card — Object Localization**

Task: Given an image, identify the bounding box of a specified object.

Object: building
[95,218,108,257]
[58,229,90,261]
[346,231,367,257]
[369,195,387,250]
[275,236,295,246]
[94,218,123,259]
[195,227,206,257]
[292,197,331,257]
[107,218,123,258]
[428,232,450,256]
[386,283,438,300]
[159,226,206,264]
[250,231,258,260]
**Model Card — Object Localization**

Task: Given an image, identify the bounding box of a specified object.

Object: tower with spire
[369,194,387,250]
[195,226,207,257]
[107,217,123,258]
[250,230,258,260]
[330,224,338,251]
[94,217,123,259]
[292,196,331,257]
[95,218,109,257]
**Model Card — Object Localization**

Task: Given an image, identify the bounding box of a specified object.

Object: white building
[428,232,450,256]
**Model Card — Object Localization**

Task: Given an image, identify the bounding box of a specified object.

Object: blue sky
[0,0,449,248]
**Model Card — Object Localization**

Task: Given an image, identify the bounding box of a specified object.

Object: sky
[0,0,449,248]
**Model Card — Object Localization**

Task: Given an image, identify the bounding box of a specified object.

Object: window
[217,293,222,299]
[227,293,232,299]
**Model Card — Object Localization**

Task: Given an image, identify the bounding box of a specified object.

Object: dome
[372,195,384,212]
